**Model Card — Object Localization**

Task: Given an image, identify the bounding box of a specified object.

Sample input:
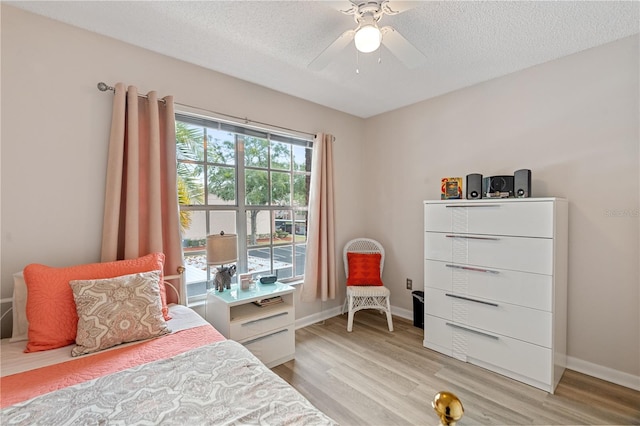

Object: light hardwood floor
[272,312,640,425]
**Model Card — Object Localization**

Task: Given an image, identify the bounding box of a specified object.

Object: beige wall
[1,5,638,386]
[363,35,639,381]
[0,6,365,330]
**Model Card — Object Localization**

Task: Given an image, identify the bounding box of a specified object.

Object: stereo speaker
[483,175,514,197]
[514,169,532,198]
[466,173,483,199]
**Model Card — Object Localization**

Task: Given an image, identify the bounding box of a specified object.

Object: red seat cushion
[346,252,383,286]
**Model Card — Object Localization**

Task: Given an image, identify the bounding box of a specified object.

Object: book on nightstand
[253,296,283,307]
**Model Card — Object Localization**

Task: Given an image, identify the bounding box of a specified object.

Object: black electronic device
[483,175,514,198]
[259,275,277,284]
[466,173,483,199]
[514,169,532,198]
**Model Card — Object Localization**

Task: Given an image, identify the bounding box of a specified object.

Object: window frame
[175,113,313,305]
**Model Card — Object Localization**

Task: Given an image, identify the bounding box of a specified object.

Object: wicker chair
[342,238,394,332]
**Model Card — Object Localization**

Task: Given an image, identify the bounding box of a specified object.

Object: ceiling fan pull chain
[356,50,360,74]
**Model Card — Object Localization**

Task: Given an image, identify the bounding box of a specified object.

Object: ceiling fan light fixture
[354,24,382,53]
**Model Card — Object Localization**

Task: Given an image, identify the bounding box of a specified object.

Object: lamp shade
[206,232,238,265]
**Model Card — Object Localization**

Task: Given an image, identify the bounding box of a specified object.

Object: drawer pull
[445,293,499,307]
[241,311,288,326]
[446,322,499,340]
[445,264,500,274]
[445,235,500,241]
[243,328,289,345]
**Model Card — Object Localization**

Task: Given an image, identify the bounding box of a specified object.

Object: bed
[1,255,336,425]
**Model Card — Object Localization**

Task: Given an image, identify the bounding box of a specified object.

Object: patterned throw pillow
[69,270,170,357]
[346,252,383,286]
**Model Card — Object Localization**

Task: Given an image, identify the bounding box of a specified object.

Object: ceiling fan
[308,0,426,71]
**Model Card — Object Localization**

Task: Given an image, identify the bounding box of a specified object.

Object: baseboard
[566,356,640,391]
[296,305,640,392]
[295,305,343,330]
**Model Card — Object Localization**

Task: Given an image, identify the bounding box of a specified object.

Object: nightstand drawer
[242,327,295,368]
[230,305,294,341]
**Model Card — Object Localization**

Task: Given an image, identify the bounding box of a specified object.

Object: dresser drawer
[424,259,552,311]
[425,201,554,238]
[425,288,552,347]
[229,305,294,342]
[425,232,553,275]
[241,326,295,368]
[424,315,552,388]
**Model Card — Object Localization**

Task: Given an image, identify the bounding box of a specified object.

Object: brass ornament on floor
[432,391,464,426]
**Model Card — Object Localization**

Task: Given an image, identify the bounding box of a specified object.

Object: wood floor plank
[271,312,640,425]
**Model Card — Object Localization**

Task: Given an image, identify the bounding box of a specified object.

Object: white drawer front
[425,288,552,347]
[425,201,554,238]
[424,259,552,311]
[425,232,553,275]
[424,315,552,387]
[230,306,294,341]
[242,327,295,368]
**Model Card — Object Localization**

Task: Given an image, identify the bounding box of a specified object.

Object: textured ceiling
[8,1,639,118]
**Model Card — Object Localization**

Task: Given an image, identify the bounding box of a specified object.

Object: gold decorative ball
[432,391,464,426]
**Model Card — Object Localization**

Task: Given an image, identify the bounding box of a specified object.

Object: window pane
[271,171,291,206]
[208,210,237,237]
[271,141,291,171]
[207,128,236,166]
[207,165,236,205]
[177,162,205,206]
[293,145,311,172]
[245,169,269,205]
[274,245,293,280]
[275,210,293,237]
[295,242,307,276]
[182,211,208,300]
[176,122,204,162]
[293,173,310,207]
[246,210,271,246]
[248,246,272,276]
[244,136,269,168]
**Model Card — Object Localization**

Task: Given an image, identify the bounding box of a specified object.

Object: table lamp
[207,231,238,292]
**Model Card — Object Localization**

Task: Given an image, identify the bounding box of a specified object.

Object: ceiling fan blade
[380,26,426,69]
[308,29,355,71]
[381,1,416,15]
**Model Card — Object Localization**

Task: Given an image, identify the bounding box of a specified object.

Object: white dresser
[423,198,568,393]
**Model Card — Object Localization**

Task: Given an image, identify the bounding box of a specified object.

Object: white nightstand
[205,282,295,368]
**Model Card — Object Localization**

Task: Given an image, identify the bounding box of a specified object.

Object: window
[175,113,313,305]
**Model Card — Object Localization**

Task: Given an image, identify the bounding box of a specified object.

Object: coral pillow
[23,253,167,353]
[69,270,170,356]
[346,252,383,286]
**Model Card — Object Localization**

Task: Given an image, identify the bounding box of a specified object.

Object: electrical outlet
[406,278,412,290]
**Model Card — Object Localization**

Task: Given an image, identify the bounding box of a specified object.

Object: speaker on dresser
[514,169,532,198]
[466,173,483,199]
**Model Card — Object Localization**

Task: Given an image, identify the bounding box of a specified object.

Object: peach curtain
[101,83,182,304]
[301,133,337,302]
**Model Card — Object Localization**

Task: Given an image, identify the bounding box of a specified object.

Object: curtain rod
[97,82,316,138]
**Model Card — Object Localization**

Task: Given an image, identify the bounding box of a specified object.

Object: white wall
[0,5,365,333]
[363,35,639,381]
[2,5,638,387]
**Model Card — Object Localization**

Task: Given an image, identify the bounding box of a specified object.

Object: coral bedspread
[1,324,224,408]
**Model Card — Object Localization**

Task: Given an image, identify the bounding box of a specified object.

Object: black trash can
[412,290,424,329]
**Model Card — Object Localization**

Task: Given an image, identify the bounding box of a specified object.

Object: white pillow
[10,271,29,342]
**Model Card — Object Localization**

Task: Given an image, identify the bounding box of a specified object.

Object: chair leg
[347,295,355,332]
[385,297,394,332]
